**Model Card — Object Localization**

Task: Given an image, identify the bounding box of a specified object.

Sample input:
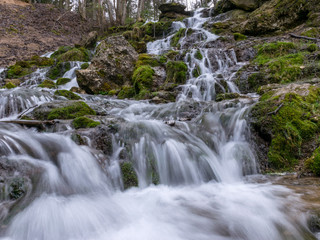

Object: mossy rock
[141,21,172,38]
[38,79,56,89]
[4,82,17,89]
[251,85,320,170]
[136,54,163,68]
[55,47,90,62]
[305,147,320,176]
[118,85,135,99]
[72,116,100,129]
[120,162,138,189]
[81,63,89,69]
[166,61,188,84]
[47,62,71,80]
[194,50,203,60]
[50,46,73,59]
[132,65,154,94]
[216,93,241,101]
[56,78,71,85]
[6,56,54,79]
[47,101,96,120]
[233,32,247,41]
[54,90,82,100]
[171,28,186,48]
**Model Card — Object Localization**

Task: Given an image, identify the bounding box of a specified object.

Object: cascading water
[0,7,318,240]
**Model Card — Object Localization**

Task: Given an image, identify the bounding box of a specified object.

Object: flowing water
[0,8,318,240]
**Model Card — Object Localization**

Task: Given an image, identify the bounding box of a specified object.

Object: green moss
[233,33,247,41]
[301,28,320,38]
[47,101,96,120]
[166,61,188,84]
[4,82,17,89]
[142,21,172,37]
[165,50,179,60]
[50,46,73,59]
[81,63,89,69]
[307,43,318,52]
[54,90,82,100]
[216,93,240,102]
[30,55,54,66]
[72,116,100,129]
[192,65,201,78]
[7,64,29,78]
[251,87,320,170]
[47,62,71,80]
[306,147,320,176]
[136,54,162,68]
[118,85,135,99]
[120,162,138,189]
[56,47,90,62]
[38,80,56,89]
[195,50,203,60]
[132,65,154,93]
[56,78,71,85]
[171,28,186,48]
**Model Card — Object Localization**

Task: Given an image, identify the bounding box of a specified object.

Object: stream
[0,8,319,240]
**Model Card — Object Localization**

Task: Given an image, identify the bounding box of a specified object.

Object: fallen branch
[267,103,284,115]
[289,33,320,42]
[17,104,38,119]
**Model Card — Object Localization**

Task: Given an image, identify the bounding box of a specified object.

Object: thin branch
[289,33,320,42]
[267,103,284,115]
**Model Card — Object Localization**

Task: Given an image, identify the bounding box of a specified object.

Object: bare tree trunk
[105,0,115,25]
[136,0,145,20]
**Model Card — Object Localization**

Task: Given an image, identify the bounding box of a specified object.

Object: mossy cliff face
[237,41,320,93]
[250,84,320,171]
[76,36,139,94]
[211,0,320,36]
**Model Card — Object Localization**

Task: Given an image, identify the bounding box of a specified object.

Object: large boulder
[76,36,139,94]
[230,0,259,11]
[158,3,192,20]
[76,31,98,49]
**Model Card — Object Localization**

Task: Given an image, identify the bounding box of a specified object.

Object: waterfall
[0,7,317,240]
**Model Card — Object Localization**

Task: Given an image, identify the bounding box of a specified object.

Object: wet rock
[76,31,98,49]
[76,36,139,94]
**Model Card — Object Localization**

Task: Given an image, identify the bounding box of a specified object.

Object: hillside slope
[0,0,94,67]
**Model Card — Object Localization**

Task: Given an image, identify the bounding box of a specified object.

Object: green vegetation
[54,90,82,100]
[233,33,247,41]
[72,116,100,129]
[47,62,71,80]
[244,41,320,91]
[136,54,163,68]
[38,80,56,89]
[47,101,96,120]
[194,50,203,60]
[118,85,135,99]
[166,61,188,84]
[132,65,154,98]
[54,47,90,62]
[216,93,241,102]
[171,28,186,48]
[4,82,17,89]
[251,86,320,170]
[81,63,89,69]
[120,162,138,189]
[6,56,54,78]
[56,78,71,85]
[306,147,320,176]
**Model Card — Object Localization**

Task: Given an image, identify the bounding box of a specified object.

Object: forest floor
[0,0,95,67]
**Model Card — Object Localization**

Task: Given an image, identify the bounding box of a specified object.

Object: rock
[158,3,192,20]
[159,3,186,14]
[230,0,259,11]
[76,36,138,94]
[77,31,98,49]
